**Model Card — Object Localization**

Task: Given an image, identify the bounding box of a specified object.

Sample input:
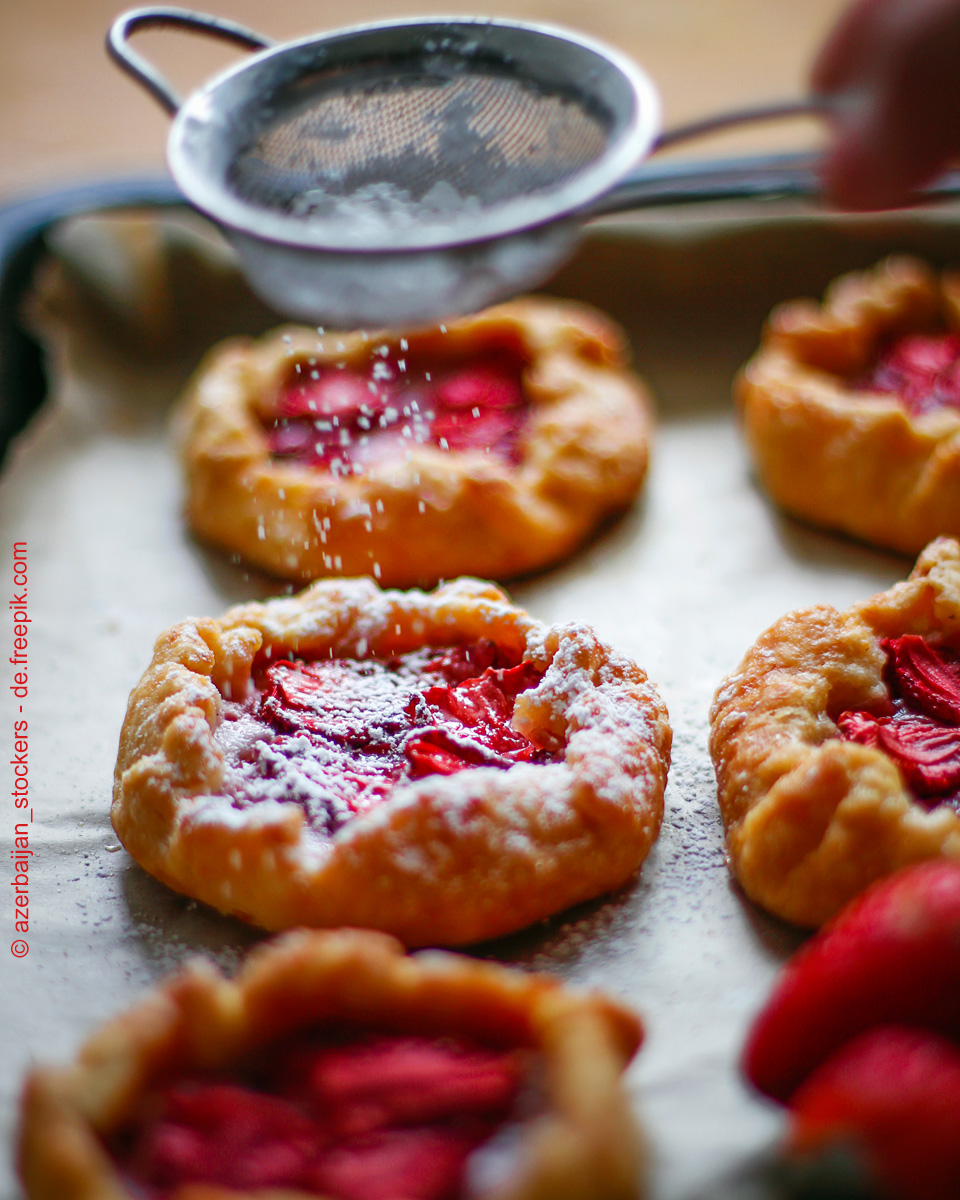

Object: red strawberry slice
[279,372,374,421]
[743,861,960,1102]
[421,665,541,726]
[494,661,543,699]
[435,365,523,411]
[859,333,960,415]
[838,636,960,808]
[415,664,544,766]
[116,1034,523,1200]
[233,648,549,832]
[788,1026,960,1200]
[891,333,960,378]
[424,639,507,683]
[838,707,960,797]
[874,716,960,796]
[430,408,519,456]
[405,736,471,776]
[292,1036,521,1136]
[259,661,412,745]
[405,729,517,777]
[421,674,512,729]
[126,1083,321,1189]
[265,348,528,471]
[306,1125,491,1200]
[884,634,960,725]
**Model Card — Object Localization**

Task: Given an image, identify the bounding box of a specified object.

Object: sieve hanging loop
[108,7,274,116]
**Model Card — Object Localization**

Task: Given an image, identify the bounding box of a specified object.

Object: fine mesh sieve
[231,71,613,222]
[109,8,821,327]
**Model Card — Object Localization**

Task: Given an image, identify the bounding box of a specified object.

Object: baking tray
[5,169,960,1200]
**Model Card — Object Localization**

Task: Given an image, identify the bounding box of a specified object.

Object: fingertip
[809,40,848,95]
[815,142,911,212]
[810,0,887,93]
[814,132,880,210]
[815,97,952,212]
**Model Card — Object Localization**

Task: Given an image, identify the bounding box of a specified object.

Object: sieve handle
[589,97,831,217]
[107,7,275,116]
[653,97,831,153]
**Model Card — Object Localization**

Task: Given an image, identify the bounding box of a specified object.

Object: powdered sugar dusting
[326,619,667,872]
[213,640,556,842]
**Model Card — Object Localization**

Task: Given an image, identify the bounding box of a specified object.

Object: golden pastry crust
[18,927,646,1200]
[176,298,653,586]
[710,537,960,928]
[736,255,960,554]
[112,577,671,945]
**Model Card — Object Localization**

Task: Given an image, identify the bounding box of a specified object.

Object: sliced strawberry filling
[112,1032,527,1200]
[265,343,529,472]
[217,639,556,834]
[837,634,960,811]
[856,332,960,416]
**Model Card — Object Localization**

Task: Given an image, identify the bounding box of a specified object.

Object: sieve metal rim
[154,14,661,254]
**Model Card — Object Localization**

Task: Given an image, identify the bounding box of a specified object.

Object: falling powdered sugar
[288,180,485,244]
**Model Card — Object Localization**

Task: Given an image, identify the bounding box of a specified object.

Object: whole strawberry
[788,1026,960,1200]
[744,860,960,1102]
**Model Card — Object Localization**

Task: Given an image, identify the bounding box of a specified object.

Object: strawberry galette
[176,298,653,586]
[709,537,960,928]
[736,256,960,554]
[112,577,671,944]
[19,928,646,1200]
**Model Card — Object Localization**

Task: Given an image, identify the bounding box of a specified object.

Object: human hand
[813,0,960,208]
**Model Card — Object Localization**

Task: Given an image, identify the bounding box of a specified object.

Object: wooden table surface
[0,0,847,199]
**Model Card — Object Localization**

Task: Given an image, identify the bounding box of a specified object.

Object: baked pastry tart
[18,927,646,1200]
[709,537,960,928]
[176,298,652,586]
[112,576,671,945]
[736,255,960,554]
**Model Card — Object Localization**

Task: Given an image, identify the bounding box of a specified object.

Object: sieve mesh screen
[229,67,611,223]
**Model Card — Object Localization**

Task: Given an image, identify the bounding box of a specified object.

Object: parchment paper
[5,198,960,1200]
